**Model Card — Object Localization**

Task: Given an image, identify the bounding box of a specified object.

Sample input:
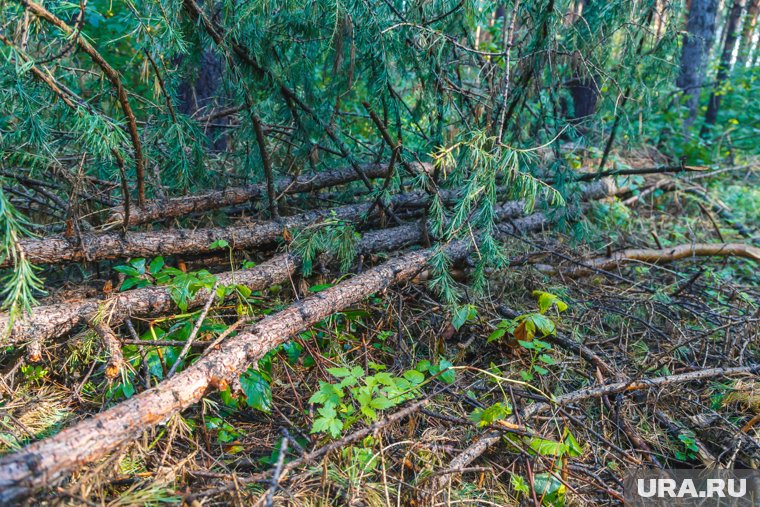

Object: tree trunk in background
[677,0,719,127]
[702,0,745,131]
[563,0,597,127]
[737,0,760,67]
[566,76,599,122]
[177,50,228,151]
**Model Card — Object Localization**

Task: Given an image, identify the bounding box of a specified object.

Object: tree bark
[548,242,760,277]
[107,163,428,226]
[737,0,760,67]
[7,202,379,268]
[13,179,616,268]
[1,180,619,348]
[677,0,720,127]
[0,246,450,503]
[0,225,423,349]
[89,320,124,379]
[702,0,746,131]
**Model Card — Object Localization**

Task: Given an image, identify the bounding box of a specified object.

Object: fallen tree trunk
[0,181,620,498]
[0,207,550,349]
[6,201,379,269]
[564,242,760,276]
[1,179,620,348]
[107,163,412,226]
[0,223,424,348]
[6,178,617,268]
[0,244,454,503]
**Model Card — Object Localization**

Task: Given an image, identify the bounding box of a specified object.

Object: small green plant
[470,402,512,427]
[240,368,273,413]
[675,430,699,461]
[308,363,428,438]
[489,291,567,382]
[509,428,584,506]
[20,364,47,384]
[206,416,245,445]
[114,256,227,311]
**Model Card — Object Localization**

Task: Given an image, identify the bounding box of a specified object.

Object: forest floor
[1,151,758,506]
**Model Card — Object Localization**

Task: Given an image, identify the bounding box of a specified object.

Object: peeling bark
[89,320,124,379]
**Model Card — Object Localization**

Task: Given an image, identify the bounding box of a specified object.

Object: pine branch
[20,0,147,205]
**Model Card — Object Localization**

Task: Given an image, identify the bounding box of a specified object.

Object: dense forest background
[0,0,758,504]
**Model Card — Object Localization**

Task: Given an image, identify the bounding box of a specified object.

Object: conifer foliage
[1,0,759,504]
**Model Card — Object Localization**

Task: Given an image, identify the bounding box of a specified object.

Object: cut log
[0,245,450,503]
[107,163,420,226]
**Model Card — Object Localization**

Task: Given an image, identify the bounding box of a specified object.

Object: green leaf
[209,239,229,249]
[369,396,395,410]
[416,360,431,373]
[148,256,165,275]
[282,341,302,364]
[432,360,456,384]
[113,265,140,277]
[527,437,565,457]
[538,354,557,365]
[403,370,425,385]
[533,291,568,314]
[131,258,147,274]
[240,369,272,413]
[518,340,535,350]
[327,367,352,377]
[487,327,507,342]
[120,277,150,291]
[237,284,252,298]
[469,402,511,427]
[533,473,566,506]
[511,474,530,495]
[309,382,344,406]
[527,314,556,336]
[372,372,396,386]
[120,379,135,398]
[452,304,477,330]
[563,429,584,457]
